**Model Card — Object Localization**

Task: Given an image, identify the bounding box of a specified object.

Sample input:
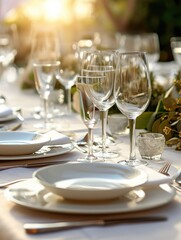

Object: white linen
[138,165,172,187]
[0,71,181,240]
[44,130,71,145]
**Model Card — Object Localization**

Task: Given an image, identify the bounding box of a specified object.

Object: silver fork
[159,162,181,193]
[158,162,171,176]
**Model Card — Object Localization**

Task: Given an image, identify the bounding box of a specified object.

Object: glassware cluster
[76,50,152,166]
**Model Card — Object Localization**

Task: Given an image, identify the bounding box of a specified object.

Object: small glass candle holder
[137,133,165,161]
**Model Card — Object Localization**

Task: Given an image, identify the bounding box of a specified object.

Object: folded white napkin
[0,105,13,118]
[137,165,172,187]
[44,130,71,145]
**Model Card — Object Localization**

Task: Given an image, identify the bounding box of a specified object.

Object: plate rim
[5,179,176,215]
[0,131,50,146]
[0,143,74,160]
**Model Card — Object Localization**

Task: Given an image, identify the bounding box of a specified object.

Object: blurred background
[0,0,180,66]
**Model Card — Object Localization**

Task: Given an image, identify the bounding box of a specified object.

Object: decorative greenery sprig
[150,70,181,150]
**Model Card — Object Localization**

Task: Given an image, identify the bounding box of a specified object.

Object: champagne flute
[33,61,60,129]
[115,51,152,166]
[76,76,100,162]
[81,50,119,160]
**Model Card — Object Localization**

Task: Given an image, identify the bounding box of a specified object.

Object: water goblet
[76,76,100,162]
[33,61,60,129]
[115,51,152,166]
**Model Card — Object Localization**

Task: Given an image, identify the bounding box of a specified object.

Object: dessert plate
[34,162,147,201]
[5,179,176,215]
[0,132,50,155]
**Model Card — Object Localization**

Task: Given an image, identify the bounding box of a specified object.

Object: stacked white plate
[5,162,176,215]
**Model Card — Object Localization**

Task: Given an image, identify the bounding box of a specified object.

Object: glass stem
[87,127,94,162]
[66,88,72,114]
[100,110,108,153]
[129,118,136,161]
[43,98,48,125]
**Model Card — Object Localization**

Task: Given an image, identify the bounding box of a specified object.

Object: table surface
[0,65,181,240]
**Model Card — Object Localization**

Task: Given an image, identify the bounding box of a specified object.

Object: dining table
[0,62,181,240]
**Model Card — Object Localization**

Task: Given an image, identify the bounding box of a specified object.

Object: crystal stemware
[117,33,160,71]
[170,37,181,67]
[115,51,152,166]
[30,29,61,119]
[81,50,119,160]
[33,61,60,129]
[76,76,100,162]
[0,33,17,104]
[57,44,79,115]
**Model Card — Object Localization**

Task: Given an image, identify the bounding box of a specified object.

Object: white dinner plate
[33,162,147,201]
[0,132,50,155]
[5,179,176,215]
[0,114,17,123]
[0,143,74,160]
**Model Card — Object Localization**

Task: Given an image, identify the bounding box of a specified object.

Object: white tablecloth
[0,69,181,240]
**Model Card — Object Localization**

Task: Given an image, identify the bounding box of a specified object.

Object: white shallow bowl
[0,132,50,155]
[34,162,147,201]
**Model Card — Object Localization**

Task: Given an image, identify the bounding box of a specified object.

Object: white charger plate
[33,162,147,201]
[5,179,176,215]
[0,132,50,155]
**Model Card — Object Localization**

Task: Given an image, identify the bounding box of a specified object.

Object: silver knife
[24,216,167,234]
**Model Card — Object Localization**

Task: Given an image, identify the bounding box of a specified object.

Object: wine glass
[81,50,119,160]
[0,32,17,104]
[115,51,152,166]
[139,33,160,70]
[33,61,60,129]
[117,33,160,71]
[170,37,181,67]
[76,76,100,162]
[57,44,79,115]
[29,29,61,119]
